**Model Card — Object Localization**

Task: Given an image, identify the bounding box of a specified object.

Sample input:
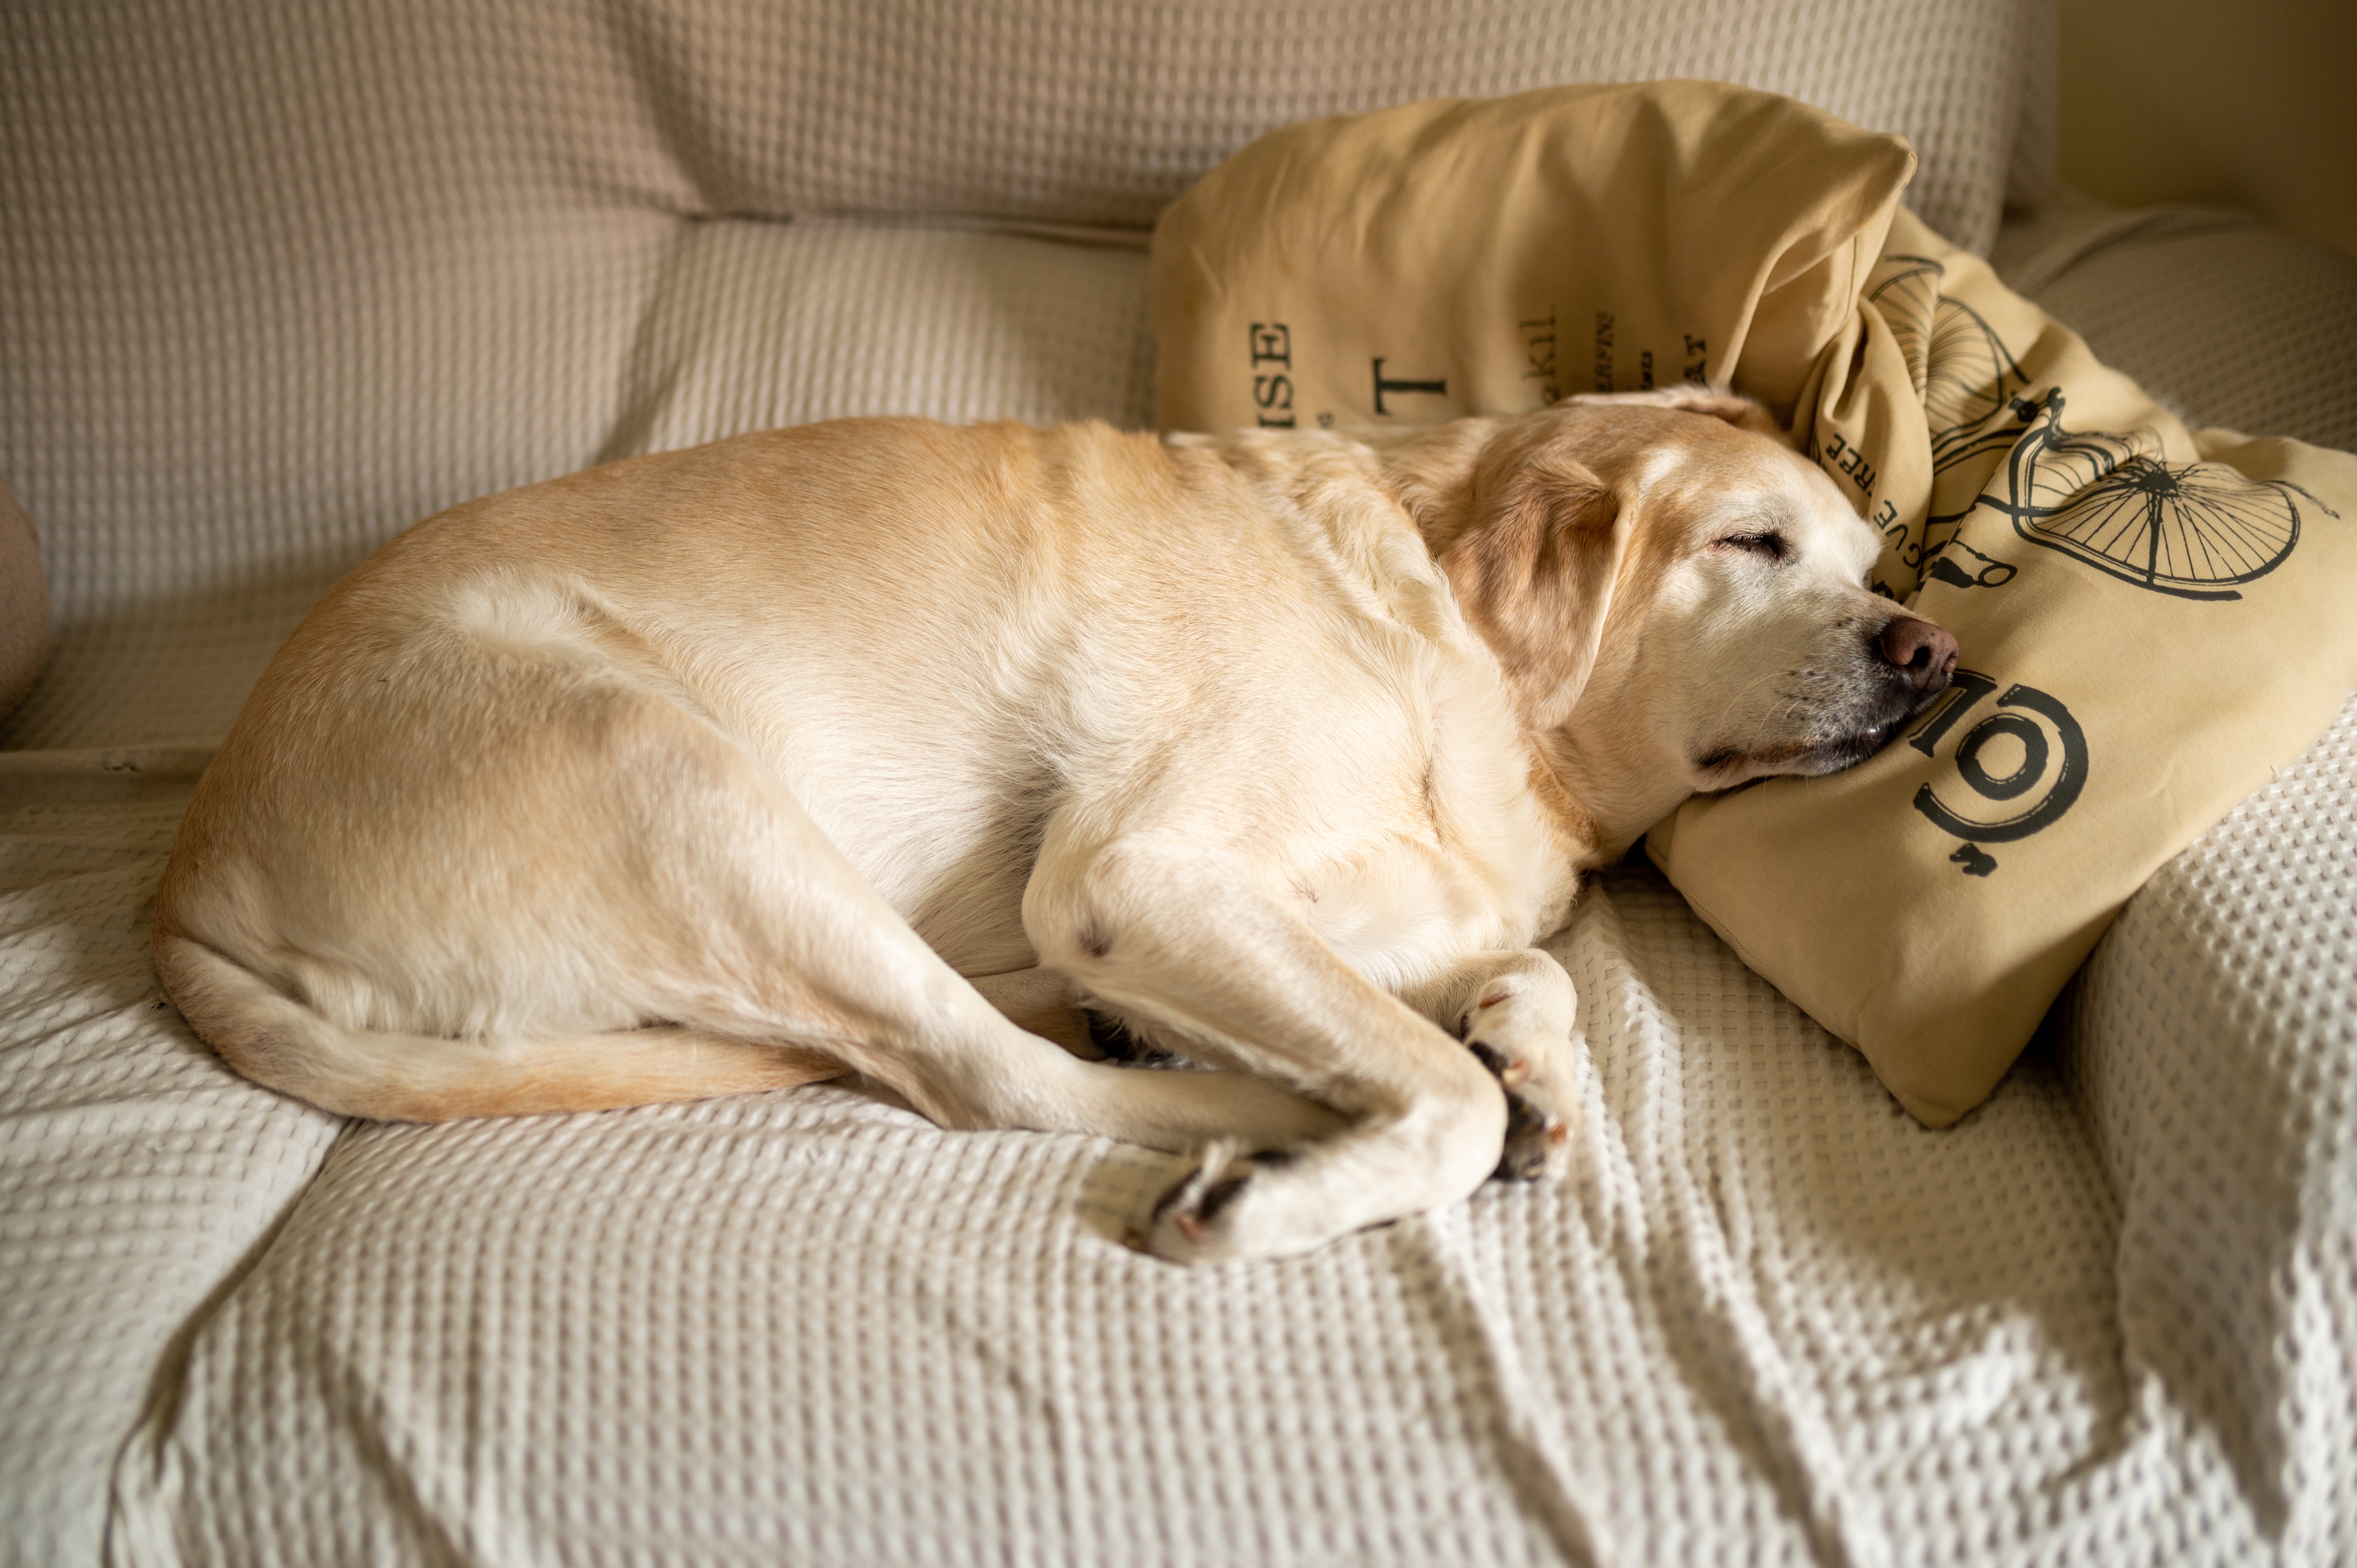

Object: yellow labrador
[154,388,1957,1263]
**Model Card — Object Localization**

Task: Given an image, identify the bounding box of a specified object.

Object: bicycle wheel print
[1994,392,2322,600]
[1868,255,2032,476]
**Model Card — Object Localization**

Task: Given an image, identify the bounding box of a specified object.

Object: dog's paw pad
[1465,1035,1573,1183]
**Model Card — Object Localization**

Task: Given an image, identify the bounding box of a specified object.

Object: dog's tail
[152,931,841,1121]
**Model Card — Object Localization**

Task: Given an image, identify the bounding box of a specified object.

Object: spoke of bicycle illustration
[1869,256,1943,400]
[1986,391,2321,600]
[1868,255,2032,474]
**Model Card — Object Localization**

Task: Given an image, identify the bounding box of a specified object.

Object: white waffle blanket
[6,713,2352,1566]
[3,3,2353,1564]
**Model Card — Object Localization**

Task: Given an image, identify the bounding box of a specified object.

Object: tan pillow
[1652,210,2357,1124]
[1152,81,2357,1126]
[0,476,48,722]
[1155,81,1918,438]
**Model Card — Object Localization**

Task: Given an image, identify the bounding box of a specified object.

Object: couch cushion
[0,223,1156,751]
[2062,696,2357,1556]
[572,0,2037,250]
[1995,195,2357,457]
[0,761,342,1568]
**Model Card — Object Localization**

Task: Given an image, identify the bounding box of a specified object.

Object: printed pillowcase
[1653,207,2357,1124]
[1152,82,2357,1125]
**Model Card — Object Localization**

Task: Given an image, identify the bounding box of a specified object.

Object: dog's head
[1393,388,1955,822]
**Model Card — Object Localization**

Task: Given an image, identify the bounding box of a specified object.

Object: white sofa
[4,3,2353,1563]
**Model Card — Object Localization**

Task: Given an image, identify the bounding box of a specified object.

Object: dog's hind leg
[528,705,1346,1154]
[1020,830,1513,1263]
[166,645,1334,1152]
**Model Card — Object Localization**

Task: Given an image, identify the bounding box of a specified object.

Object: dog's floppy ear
[1571,386,1786,441]
[1440,457,1629,732]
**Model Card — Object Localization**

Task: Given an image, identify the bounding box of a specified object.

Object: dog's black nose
[1877,614,1958,691]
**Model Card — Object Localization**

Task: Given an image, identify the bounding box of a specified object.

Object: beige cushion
[1657,208,2357,1124]
[1152,83,2357,1127]
[1153,82,1917,436]
[1995,193,2357,457]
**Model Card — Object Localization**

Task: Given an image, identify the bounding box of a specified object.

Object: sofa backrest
[0,0,2052,675]
[6,0,2050,256]
[557,0,2049,250]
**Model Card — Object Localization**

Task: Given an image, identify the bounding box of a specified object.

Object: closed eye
[1716,531,1787,562]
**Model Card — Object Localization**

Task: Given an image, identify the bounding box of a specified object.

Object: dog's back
[154,416,1516,1119]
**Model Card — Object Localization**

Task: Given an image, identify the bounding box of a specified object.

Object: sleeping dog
[154,388,1956,1263]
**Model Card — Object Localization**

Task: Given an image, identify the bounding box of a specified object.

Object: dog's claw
[1493,1089,1555,1181]
[1465,1025,1572,1183]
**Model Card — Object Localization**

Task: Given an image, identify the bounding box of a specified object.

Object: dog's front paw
[1458,994,1577,1183]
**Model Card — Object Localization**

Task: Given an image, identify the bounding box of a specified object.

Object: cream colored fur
[154,388,1953,1263]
